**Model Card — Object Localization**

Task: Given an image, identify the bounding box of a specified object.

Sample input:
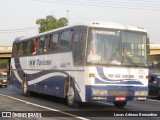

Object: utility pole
[52,11,55,17]
[67,10,69,25]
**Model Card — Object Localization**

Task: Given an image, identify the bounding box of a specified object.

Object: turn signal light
[89,73,95,77]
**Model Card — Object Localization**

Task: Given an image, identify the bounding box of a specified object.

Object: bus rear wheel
[22,76,30,96]
[113,101,127,108]
[66,84,79,108]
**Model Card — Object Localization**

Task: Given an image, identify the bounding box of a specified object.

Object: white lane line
[147,99,160,103]
[0,94,89,120]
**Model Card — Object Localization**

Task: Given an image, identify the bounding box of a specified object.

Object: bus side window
[39,36,47,54]
[21,41,29,56]
[18,43,22,56]
[12,44,17,57]
[51,33,59,52]
[31,38,38,55]
[47,35,52,53]
[44,36,47,53]
[60,30,71,52]
[14,43,19,56]
[28,39,33,55]
[12,44,15,57]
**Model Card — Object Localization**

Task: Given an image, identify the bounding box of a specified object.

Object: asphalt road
[0,85,160,120]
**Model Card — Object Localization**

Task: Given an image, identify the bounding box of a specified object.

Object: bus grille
[110,90,132,96]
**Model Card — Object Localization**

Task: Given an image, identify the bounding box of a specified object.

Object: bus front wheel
[66,84,79,108]
[113,101,127,108]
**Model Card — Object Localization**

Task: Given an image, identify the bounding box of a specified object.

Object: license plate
[137,97,146,100]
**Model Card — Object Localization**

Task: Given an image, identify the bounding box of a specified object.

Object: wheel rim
[67,86,75,104]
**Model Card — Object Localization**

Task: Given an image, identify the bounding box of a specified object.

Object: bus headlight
[93,90,108,96]
[135,91,148,96]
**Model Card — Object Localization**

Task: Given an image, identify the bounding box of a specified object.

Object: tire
[22,76,30,96]
[113,101,127,108]
[66,82,79,108]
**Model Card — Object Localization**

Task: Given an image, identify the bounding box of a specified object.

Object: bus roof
[13,21,147,43]
[87,21,147,32]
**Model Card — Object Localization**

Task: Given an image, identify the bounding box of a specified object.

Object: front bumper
[86,85,148,102]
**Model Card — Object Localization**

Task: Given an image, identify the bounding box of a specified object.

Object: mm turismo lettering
[37,59,52,65]
[29,59,52,67]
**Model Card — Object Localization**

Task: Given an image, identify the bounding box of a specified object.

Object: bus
[10,21,149,108]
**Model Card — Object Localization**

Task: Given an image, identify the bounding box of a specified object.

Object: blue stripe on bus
[95,67,143,85]
[11,58,82,101]
[95,78,143,85]
[29,75,65,97]
[11,69,82,101]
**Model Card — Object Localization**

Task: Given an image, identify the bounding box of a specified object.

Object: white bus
[10,21,149,108]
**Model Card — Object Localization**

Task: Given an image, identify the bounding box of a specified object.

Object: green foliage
[149,55,160,64]
[36,15,68,33]
[0,59,9,69]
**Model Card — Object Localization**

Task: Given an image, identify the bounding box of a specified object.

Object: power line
[31,0,160,10]
[83,0,160,6]
[0,26,38,32]
[0,26,39,33]
[1,0,159,33]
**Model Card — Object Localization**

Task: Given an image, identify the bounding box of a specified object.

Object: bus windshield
[122,31,147,66]
[87,29,147,66]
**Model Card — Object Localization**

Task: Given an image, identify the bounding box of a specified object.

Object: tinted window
[39,36,47,53]
[60,30,71,52]
[51,33,59,52]
[31,38,39,55]
[21,41,29,56]
[73,31,86,66]
[12,44,16,57]
[28,39,34,55]
[15,43,21,56]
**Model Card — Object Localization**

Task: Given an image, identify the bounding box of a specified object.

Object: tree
[36,15,68,33]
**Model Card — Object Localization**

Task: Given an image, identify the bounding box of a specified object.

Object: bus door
[73,29,86,67]
[72,29,86,100]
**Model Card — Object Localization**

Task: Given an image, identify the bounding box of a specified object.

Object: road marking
[0,94,89,120]
[147,98,160,103]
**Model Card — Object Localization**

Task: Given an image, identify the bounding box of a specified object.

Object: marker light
[89,73,95,77]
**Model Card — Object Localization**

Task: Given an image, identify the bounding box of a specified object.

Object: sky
[0,0,160,46]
